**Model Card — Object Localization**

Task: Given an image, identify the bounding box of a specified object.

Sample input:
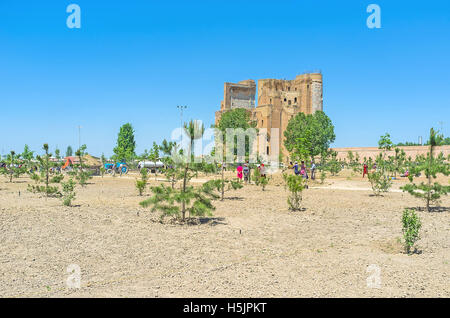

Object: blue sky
[0,0,449,157]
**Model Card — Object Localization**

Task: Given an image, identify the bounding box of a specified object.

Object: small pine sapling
[61,178,76,206]
[203,178,243,201]
[2,151,27,182]
[140,141,218,222]
[71,145,93,187]
[135,167,149,196]
[140,163,218,222]
[401,128,450,211]
[27,144,61,197]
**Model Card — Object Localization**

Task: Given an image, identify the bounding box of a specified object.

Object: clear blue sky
[1,0,449,157]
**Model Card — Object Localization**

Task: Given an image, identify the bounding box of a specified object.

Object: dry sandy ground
[0,170,448,298]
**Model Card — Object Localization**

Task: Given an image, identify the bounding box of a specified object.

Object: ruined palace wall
[332,146,450,162]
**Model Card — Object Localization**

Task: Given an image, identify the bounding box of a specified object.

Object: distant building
[215,73,323,161]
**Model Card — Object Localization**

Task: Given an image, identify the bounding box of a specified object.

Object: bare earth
[0,170,449,298]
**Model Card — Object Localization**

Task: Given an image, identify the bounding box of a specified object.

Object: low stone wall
[331,145,450,162]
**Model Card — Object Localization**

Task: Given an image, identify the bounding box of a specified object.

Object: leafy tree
[402,208,421,254]
[66,145,73,157]
[21,144,34,162]
[367,133,394,195]
[283,174,305,211]
[389,147,407,178]
[346,151,362,174]
[368,168,392,196]
[284,111,335,162]
[215,111,256,198]
[316,152,329,184]
[216,108,257,158]
[396,135,450,146]
[54,148,61,159]
[327,151,342,176]
[113,123,136,161]
[378,133,393,152]
[401,128,450,211]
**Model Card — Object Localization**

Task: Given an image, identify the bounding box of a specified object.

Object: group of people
[290,161,316,180]
[236,160,317,182]
[236,162,266,183]
[363,162,411,178]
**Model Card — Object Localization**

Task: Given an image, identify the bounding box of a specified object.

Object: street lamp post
[177,105,187,130]
[78,125,83,151]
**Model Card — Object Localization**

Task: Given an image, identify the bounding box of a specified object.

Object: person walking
[363,163,368,178]
[300,161,308,179]
[294,161,300,176]
[310,161,316,180]
[236,164,243,181]
[259,163,266,178]
[243,163,250,183]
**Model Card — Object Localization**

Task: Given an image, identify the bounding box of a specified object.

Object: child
[259,163,266,178]
[243,163,250,183]
[300,161,308,179]
[237,164,243,181]
[310,161,316,180]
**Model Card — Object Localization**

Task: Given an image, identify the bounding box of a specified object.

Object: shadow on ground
[408,206,449,213]
[198,217,227,226]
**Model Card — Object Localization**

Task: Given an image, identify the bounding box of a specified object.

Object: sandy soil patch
[0,171,448,297]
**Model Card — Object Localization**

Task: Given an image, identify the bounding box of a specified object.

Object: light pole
[78,125,82,151]
[177,105,187,130]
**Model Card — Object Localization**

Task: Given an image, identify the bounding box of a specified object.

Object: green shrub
[135,168,148,196]
[61,178,76,206]
[252,168,268,191]
[368,170,392,195]
[283,174,305,211]
[402,208,422,254]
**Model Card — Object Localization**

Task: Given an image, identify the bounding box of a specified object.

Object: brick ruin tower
[215,73,323,162]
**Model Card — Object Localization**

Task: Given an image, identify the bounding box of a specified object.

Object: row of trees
[364,130,449,211]
[0,143,93,206]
